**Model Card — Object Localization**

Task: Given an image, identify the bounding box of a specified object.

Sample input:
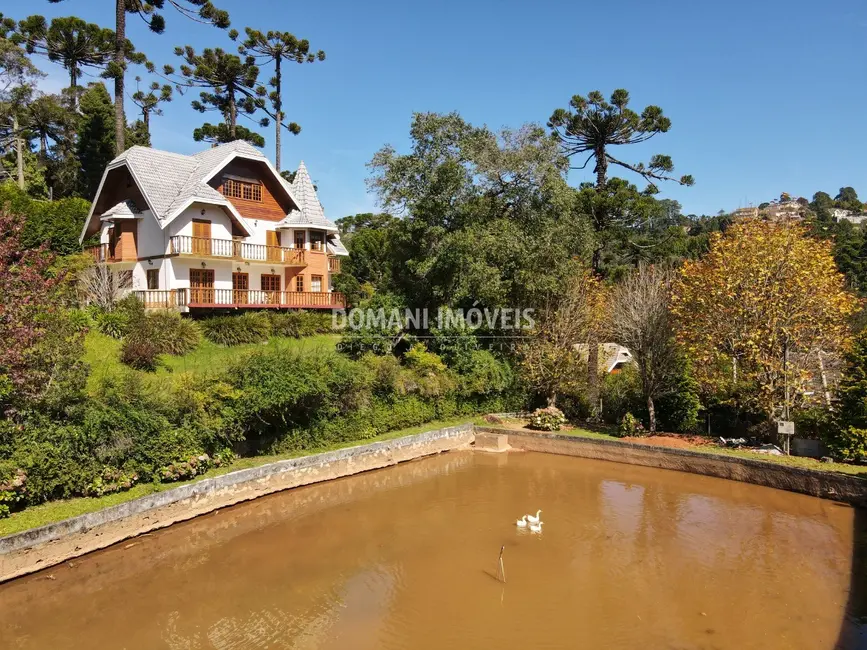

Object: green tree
[129,75,171,141]
[76,82,115,199]
[0,38,43,190]
[167,46,266,146]
[50,0,230,154]
[835,186,862,212]
[367,113,592,310]
[235,28,325,170]
[24,93,68,157]
[335,213,397,291]
[16,16,115,100]
[828,330,867,461]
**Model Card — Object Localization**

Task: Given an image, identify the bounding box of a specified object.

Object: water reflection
[0,451,862,649]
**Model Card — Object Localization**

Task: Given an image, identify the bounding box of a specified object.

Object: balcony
[328,256,341,273]
[130,288,345,310]
[168,236,307,266]
[85,243,119,263]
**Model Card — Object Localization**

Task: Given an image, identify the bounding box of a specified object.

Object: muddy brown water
[0,451,865,649]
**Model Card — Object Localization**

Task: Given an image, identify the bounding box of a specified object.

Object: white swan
[516,515,528,528]
[530,521,543,533]
[527,509,542,525]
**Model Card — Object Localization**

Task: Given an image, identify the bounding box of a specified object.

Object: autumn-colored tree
[671,219,859,423]
[609,264,679,432]
[519,270,608,407]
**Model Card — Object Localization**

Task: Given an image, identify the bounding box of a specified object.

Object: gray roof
[102,141,336,230]
[276,161,338,231]
[101,200,140,219]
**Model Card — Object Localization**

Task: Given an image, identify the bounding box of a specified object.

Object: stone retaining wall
[0,424,474,583]
[480,427,867,507]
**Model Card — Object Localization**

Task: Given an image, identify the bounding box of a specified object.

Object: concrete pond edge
[2,422,866,583]
[478,426,867,507]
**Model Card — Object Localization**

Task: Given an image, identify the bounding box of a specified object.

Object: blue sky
[27,0,867,218]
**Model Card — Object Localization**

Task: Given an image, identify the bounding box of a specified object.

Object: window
[310,275,322,293]
[295,275,304,292]
[261,274,281,292]
[294,231,305,249]
[223,178,262,202]
[146,269,159,290]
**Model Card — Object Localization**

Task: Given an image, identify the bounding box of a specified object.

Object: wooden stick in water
[496,545,506,583]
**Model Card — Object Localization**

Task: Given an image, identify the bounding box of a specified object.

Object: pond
[0,451,864,649]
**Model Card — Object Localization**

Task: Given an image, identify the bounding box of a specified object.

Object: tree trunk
[547,393,557,408]
[587,335,600,418]
[274,56,282,170]
[143,110,150,137]
[228,90,237,139]
[647,395,656,433]
[14,114,24,190]
[818,350,832,408]
[39,134,47,157]
[114,0,126,154]
[587,144,607,411]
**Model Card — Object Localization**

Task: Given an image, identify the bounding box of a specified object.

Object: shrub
[601,365,644,425]
[84,467,139,497]
[201,312,271,346]
[120,338,160,371]
[823,426,867,463]
[96,310,128,339]
[0,469,27,518]
[617,412,646,438]
[528,406,566,431]
[134,311,200,356]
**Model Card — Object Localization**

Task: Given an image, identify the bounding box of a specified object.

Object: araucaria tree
[49,0,230,153]
[671,219,859,423]
[236,28,325,170]
[609,264,679,432]
[130,75,172,142]
[16,16,115,101]
[166,46,267,146]
[548,89,694,415]
[76,83,116,198]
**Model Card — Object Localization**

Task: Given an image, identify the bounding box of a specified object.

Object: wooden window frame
[223,178,262,202]
[310,275,323,293]
[146,269,159,290]
[295,275,304,292]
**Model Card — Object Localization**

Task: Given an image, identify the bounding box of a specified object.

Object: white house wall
[167,204,235,242]
[137,210,164,258]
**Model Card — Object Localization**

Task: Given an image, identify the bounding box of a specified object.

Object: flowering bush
[84,467,139,497]
[0,469,27,519]
[617,412,646,438]
[528,406,566,431]
[159,449,235,483]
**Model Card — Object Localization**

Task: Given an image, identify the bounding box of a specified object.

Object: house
[763,200,805,221]
[732,206,759,220]
[573,343,634,374]
[80,140,348,311]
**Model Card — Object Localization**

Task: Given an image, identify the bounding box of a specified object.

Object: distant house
[79,140,349,311]
[837,213,867,226]
[574,343,633,374]
[732,206,759,220]
[831,208,852,221]
[763,200,805,221]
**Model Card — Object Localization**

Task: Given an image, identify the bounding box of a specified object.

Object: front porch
[130,288,346,310]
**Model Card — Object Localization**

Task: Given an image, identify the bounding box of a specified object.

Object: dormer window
[223,177,262,202]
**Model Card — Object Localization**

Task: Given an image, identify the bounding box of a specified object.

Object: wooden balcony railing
[130,288,345,310]
[169,236,306,266]
[328,256,341,273]
[84,243,118,263]
[130,289,188,309]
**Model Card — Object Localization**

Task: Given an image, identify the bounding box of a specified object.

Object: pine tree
[235,28,325,170]
[130,75,172,140]
[76,82,115,199]
[166,46,267,146]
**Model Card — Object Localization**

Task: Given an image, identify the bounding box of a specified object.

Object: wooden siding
[209,159,293,222]
[115,221,138,260]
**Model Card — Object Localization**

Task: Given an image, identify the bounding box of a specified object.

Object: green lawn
[0,415,483,538]
[84,331,340,391]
